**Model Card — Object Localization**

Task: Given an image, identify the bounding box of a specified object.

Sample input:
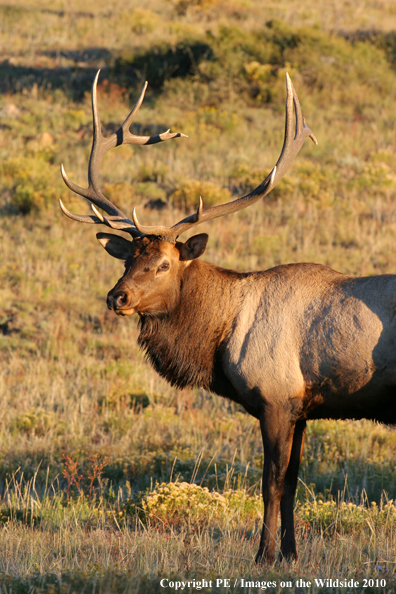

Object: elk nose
[107,291,128,310]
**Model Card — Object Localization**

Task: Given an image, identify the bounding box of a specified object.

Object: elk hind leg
[279,419,306,562]
[255,410,296,564]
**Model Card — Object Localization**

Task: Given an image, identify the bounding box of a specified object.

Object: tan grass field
[1,0,396,592]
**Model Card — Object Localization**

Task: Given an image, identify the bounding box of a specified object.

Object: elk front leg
[255,409,296,564]
[279,419,306,561]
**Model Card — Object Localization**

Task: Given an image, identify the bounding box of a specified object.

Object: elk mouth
[114,307,136,316]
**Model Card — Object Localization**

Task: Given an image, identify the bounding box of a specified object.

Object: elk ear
[178,233,208,261]
[96,233,133,260]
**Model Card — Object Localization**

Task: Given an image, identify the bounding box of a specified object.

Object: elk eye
[158,261,170,272]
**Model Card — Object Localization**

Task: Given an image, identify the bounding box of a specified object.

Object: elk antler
[132,73,317,240]
[60,72,316,242]
[59,70,187,237]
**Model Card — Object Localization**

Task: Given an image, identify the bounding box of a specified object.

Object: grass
[2,0,396,591]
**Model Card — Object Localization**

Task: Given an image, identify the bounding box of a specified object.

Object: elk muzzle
[107,287,137,316]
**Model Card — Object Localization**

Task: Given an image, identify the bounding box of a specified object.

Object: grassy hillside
[1,1,396,591]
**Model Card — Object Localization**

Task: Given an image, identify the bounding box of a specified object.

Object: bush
[298,498,396,534]
[114,19,396,112]
[170,179,230,210]
[0,150,60,214]
[114,41,214,91]
[121,482,262,529]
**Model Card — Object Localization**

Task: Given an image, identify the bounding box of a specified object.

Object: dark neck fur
[137,260,241,393]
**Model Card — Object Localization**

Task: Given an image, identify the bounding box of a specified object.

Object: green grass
[2,0,396,591]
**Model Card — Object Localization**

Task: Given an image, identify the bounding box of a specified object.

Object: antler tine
[132,208,176,242]
[119,82,188,147]
[59,198,141,236]
[90,203,138,234]
[59,197,103,225]
[273,73,317,181]
[60,70,186,237]
[131,73,317,241]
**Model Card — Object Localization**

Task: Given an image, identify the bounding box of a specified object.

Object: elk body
[59,72,395,564]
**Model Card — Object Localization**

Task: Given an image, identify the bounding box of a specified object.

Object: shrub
[114,41,214,92]
[170,179,230,210]
[298,498,396,534]
[116,20,396,112]
[128,8,160,35]
[0,151,60,214]
[121,482,262,529]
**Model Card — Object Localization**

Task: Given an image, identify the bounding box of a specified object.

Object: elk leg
[255,410,296,564]
[279,419,306,561]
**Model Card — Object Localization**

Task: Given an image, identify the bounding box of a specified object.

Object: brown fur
[137,261,257,412]
[101,233,396,564]
[138,261,235,390]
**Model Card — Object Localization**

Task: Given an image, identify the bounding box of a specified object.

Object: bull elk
[60,71,392,564]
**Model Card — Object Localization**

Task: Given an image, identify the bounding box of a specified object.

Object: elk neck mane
[137,259,246,398]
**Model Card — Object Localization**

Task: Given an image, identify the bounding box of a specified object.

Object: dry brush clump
[120,482,262,530]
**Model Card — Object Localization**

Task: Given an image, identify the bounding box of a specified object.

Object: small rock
[3,103,20,118]
[39,132,54,145]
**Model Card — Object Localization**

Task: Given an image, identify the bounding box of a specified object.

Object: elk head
[100,232,208,316]
[60,70,317,317]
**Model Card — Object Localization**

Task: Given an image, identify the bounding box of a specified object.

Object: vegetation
[2,0,396,591]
